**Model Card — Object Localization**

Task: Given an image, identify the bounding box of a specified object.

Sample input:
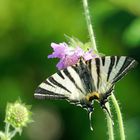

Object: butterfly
[34,56,137,130]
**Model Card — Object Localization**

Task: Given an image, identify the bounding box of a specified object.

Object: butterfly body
[34,56,137,130]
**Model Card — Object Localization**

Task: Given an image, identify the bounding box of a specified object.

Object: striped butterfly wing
[34,66,87,102]
[35,56,137,102]
[87,56,138,95]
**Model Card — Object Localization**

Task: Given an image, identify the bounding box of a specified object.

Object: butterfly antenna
[88,111,93,131]
[102,105,114,126]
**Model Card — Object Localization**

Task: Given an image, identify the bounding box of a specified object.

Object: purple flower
[48,42,98,70]
[48,43,69,58]
[56,54,79,70]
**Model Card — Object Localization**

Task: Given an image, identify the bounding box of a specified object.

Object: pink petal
[48,42,69,59]
[56,59,65,70]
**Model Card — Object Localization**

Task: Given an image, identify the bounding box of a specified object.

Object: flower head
[48,43,69,59]
[5,100,32,129]
[48,38,98,70]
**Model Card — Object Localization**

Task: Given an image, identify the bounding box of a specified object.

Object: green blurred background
[0,0,140,139]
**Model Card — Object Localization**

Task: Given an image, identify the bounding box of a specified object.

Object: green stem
[9,130,18,139]
[5,123,10,136]
[111,94,125,140]
[106,102,114,140]
[82,0,97,52]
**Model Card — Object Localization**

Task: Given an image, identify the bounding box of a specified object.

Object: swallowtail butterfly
[34,56,137,130]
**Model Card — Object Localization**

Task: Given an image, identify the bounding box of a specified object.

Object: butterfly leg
[100,91,114,125]
[86,104,94,131]
[80,100,94,131]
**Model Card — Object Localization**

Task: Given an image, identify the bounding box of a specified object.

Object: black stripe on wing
[57,71,65,79]
[86,59,92,70]
[107,56,115,81]
[63,68,84,93]
[79,58,94,92]
[44,80,55,87]
[113,57,138,83]
[48,76,71,93]
[115,56,120,68]
[101,56,105,66]
[34,87,67,100]
[95,58,101,89]
[72,58,95,93]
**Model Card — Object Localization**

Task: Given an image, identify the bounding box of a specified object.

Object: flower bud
[5,101,32,129]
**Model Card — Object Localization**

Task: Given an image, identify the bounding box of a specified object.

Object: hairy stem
[106,102,114,140]
[5,123,10,136]
[82,0,97,52]
[111,94,125,140]
[10,130,18,139]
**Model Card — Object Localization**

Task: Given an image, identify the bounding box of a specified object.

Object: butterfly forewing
[35,66,86,102]
[88,56,137,95]
[112,57,137,83]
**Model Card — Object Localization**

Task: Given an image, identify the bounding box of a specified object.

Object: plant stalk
[5,123,10,136]
[82,0,97,52]
[111,94,125,140]
[10,130,18,139]
[106,102,114,140]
